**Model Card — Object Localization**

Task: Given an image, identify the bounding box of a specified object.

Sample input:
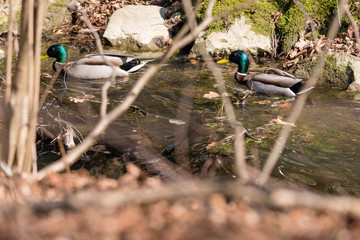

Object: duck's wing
[247,79,296,97]
[75,54,146,72]
[251,69,303,88]
[76,54,128,67]
[125,61,147,73]
[264,68,298,78]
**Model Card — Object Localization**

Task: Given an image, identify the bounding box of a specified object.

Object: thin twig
[182,0,248,180]
[4,0,14,105]
[258,0,347,185]
[36,0,256,180]
[56,136,70,173]
[39,66,63,108]
[293,0,318,42]
[344,4,360,47]
[100,81,112,117]
[20,180,360,219]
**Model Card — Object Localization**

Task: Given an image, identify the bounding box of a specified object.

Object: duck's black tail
[290,81,303,94]
[120,59,141,71]
[291,81,314,95]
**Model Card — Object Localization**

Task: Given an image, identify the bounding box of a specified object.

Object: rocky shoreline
[1,0,360,90]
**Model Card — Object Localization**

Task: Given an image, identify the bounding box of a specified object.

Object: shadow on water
[38,53,360,195]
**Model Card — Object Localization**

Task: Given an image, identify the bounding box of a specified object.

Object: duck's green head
[229,50,249,75]
[46,45,67,63]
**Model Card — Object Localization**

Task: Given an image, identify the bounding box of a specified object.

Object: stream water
[36,49,360,195]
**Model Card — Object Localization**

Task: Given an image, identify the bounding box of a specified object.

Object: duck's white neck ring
[236,71,248,76]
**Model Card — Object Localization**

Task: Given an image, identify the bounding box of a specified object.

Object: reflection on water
[277,91,360,195]
[41,57,360,195]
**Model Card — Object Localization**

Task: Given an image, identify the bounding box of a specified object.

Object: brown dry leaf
[85,94,95,100]
[206,142,217,150]
[279,102,292,109]
[288,49,298,59]
[96,178,119,190]
[269,116,296,127]
[252,100,271,104]
[190,59,198,65]
[203,91,220,99]
[69,96,86,103]
[69,94,95,103]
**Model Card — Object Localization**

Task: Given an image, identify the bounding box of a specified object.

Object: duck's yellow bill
[217,58,229,64]
[41,53,48,60]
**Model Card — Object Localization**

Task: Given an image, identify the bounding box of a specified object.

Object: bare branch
[23,180,360,219]
[4,0,14,105]
[181,0,248,180]
[293,0,318,41]
[344,3,360,47]
[36,0,256,179]
[39,66,63,108]
[100,81,112,117]
[258,0,347,185]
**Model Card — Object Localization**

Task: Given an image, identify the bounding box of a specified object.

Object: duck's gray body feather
[57,54,146,79]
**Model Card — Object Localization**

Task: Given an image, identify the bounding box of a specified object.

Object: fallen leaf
[203,91,220,99]
[279,102,292,109]
[269,116,296,127]
[69,96,86,103]
[206,142,217,150]
[271,101,292,108]
[190,59,198,65]
[169,119,186,125]
[252,100,271,104]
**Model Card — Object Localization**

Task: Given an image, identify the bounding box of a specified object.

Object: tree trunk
[1,0,48,173]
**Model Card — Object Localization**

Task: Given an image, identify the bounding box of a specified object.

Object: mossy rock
[293,53,360,89]
[44,0,71,34]
[0,0,22,33]
[0,0,67,34]
[274,0,337,53]
[197,0,338,54]
[197,0,277,37]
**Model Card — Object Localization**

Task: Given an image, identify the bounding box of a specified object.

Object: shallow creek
[37,49,360,195]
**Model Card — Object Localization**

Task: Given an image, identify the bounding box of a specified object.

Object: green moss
[0,0,22,33]
[43,0,72,36]
[274,0,337,53]
[197,0,338,53]
[197,0,277,37]
[293,54,350,88]
[211,142,233,156]
[243,1,277,36]
[0,0,69,34]
[205,122,226,132]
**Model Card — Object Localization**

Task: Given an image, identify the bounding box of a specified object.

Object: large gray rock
[190,16,271,57]
[348,60,360,91]
[0,48,4,59]
[104,5,170,51]
[335,53,360,91]
[293,52,360,89]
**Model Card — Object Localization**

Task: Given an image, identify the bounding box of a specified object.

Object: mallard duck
[44,44,146,79]
[217,50,311,97]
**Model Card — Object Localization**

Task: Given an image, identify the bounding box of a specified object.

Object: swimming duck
[217,50,311,97]
[44,44,146,79]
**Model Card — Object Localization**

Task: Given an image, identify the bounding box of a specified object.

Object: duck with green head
[218,50,311,97]
[45,44,146,79]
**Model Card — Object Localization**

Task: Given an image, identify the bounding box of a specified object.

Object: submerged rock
[103,5,170,51]
[190,16,271,57]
